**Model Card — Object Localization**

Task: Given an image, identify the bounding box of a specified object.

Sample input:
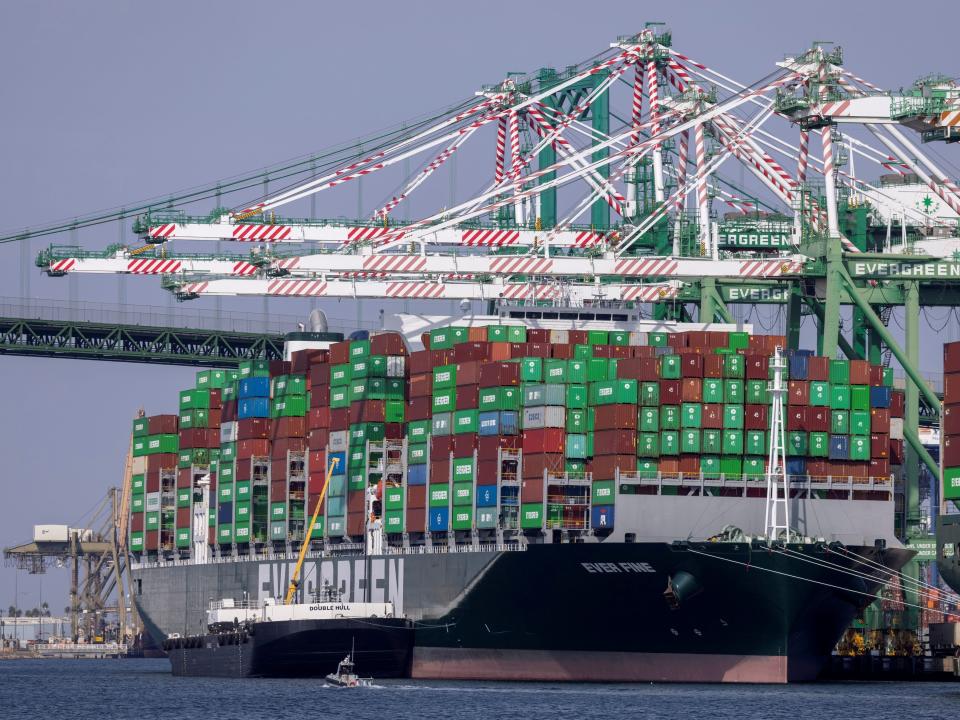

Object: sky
[1,0,958,615]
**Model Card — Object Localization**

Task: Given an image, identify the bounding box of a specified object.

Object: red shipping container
[147,414,178,435]
[807,356,830,382]
[430,459,451,484]
[329,340,351,364]
[454,343,489,363]
[405,507,426,532]
[175,507,191,528]
[178,429,206,449]
[206,408,222,428]
[237,418,271,441]
[787,408,807,431]
[431,436,453,458]
[678,454,699,474]
[789,380,809,406]
[479,362,521,388]
[527,328,551,344]
[406,396,432,421]
[329,408,350,431]
[271,460,287,482]
[237,439,271,459]
[209,389,222,410]
[145,533,159,551]
[704,354,725,379]
[550,343,574,360]
[347,491,366,514]
[659,457,680,474]
[477,459,499,481]
[130,513,144,533]
[945,372,960,401]
[568,330,589,345]
[478,435,520,460]
[742,355,766,380]
[521,453,563,480]
[632,346,656,358]
[522,428,565,454]
[890,439,904,465]
[890,390,905,418]
[347,512,365,537]
[308,450,326,474]
[686,332,708,349]
[408,373,431,398]
[307,493,325,516]
[527,343,552,359]
[269,360,291,377]
[454,361,482,386]
[221,401,238,423]
[592,345,614,359]
[868,458,890,478]
[349,400,385,424]
[870,408,890,434]
[946,341,960,375]
[804,407,829,432]
[309,407,330,430]
[806,459,829,478]
[145,472,160,493]
[659,380,681,405]
[235,461,251,482]
[594,429,637,455]
[309,362,331,386]
[273,417,306,439]
[370,332,408,356]
[594,404,638,431]
[702,403,723,429]
[452,433,477,458]
[272,437,307,460]
[176,468,192,488]
[616,357,659,382]
[521,478,545,503]
[431,349,452,368]
[681,353,704,378]
[310,385,330,408]
[467,327,486,343]
[944,404,960,435]
[488,342,511,361]
[745,404,768,430]
[146,453,178,472]
[667,333,688,350]
[509,343,528,359]
[848,360,870,385]
[308,428,329,451]
[944,437,960,466]
[455,384,479,410]
[407,485,427,509]
[681,378,702,403]
[270,478,287,500]
[409,350,433,375]
[590,454,636,480]
[870,434,889,459]
[868,365,884,387]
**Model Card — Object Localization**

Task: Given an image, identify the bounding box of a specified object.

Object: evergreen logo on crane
[915,193,940,215]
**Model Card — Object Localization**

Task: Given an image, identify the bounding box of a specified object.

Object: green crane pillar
[537,84,558,229]
[590,73,610,230]
[700,279,716,324]
[820,239,843,358]
[786,283,803,351]
[903,280,921,631]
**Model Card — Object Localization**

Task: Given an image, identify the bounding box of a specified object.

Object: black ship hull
[164,618,414,678]
[138,541,912,683]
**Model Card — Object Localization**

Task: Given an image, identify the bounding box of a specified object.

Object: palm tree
[6,605,13,618]
[41,602,50,618]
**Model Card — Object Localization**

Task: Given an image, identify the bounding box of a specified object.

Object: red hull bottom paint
[412,648,789,683]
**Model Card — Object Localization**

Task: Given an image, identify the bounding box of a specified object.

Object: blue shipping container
[591,505,614,530]
[407,464,428,486]
[478,411,519,436]
[217,502,233,523]
[475,485,498,507]
[429,507,449,532]
[238,397,270,419]
[328,452,347,472]
[786,457,807,475]
[828,434,850,460]
[788,354,808,381]
[239,377,270,399]
[870,386,891,408]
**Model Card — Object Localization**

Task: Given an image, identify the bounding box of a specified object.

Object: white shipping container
[550,329,569,344]
[386,356,406,378]
[33,525,69,543]
[131,456,146,475]
[329,430,349,453]
[220,421,238,444]
[889,418,904,440]
[145,492,161,512]
[522,406,566,430]
[630,332,648,346]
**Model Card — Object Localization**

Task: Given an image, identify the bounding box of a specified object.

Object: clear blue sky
[1,0,958,612]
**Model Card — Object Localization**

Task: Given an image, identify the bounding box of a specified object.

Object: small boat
[325,642,371,687]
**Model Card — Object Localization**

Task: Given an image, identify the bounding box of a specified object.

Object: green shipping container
[179,408,209,430]
[723,405,743,429]
[452,507,473,530]
[702,429,721,454]
[850,385,870,412]
[407,419,431,443]
[174,528,190,548]
[724,380,743,404]
[274,374,308,396]
[131,474,145,494]
[452,457,475,482]
[586,358,608,382]
[351,423,386,445]
[385,378,405,400]
[349,339,371,360]
[432,389,456,414]
[722,430,744,455]
[637,460,658,477]
[640,382,660,406]
[829,359,850,385]
[745,430,766,456]
[609,331,629,347]
[330,386,350,408]
[486,325,509,342]
[384,511,404,534]
[330,364,352,386]
[408,443,428,465]
[566,360,587,384]
[719,457,742,476]
[788,431,808,456]
[131,496,145,513]
[176,488,191,508]
[724,355,744,379]
[589,379,638,406]
[565,385,587,409]
[520,503,544,529]
[809,431,828,457]
[743,456,765,476]
[660,355,682,379]
[660,431,679,456]
[453,482,473,506]
[520,358,544,382]
[238,359,270,378]
[218,524,234,543]
[433,364,457,390]
[145,434,178,455]
[831,384,851,410]
[703,379,723,404]
[129,532,144,552]
[566,409,586,433]
[132,417,149,437]
[351,356,387,379]
[592,480,616,504]
[660,405,680,430]
[270,502,286,521]
[745,380,768,404]
[179,389,210,410]
[544,359,567,384]
[272,396,307,417]
[637,433,659,457]
[385,400,405,424]
[235,481,251,501]
[943,467,960,500]
[681,403,702,429]
[850,411,871,436]
[728,332,749,350]
[700,455,721,477]
[453,410,479,435]
[809,381,830,406]
[429,484,450,508]
[680,430,700,454]
[850,435,870,461]
[146,511,160,531]
[587,330,609,346]
[218,485,234,502]
[384,487,404,510]
[479,387,520,411]
[648,332,668,347]
[831,410,849,434]
[638,407,659,432]
[349,378,386,401]
[573,344,592,360]
[220,442,236,463]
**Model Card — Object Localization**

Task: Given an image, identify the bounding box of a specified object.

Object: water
[2,659,958,720]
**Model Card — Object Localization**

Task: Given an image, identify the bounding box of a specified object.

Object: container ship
[128,310,912,683]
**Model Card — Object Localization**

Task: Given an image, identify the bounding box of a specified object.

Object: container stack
[943,342,960,502]
[128,325,907,557]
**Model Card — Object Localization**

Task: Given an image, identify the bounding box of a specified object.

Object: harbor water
[2,659,958,720]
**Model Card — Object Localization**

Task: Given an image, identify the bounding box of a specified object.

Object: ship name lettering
[581,562,655,574]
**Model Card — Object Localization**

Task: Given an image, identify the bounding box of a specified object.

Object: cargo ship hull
[165,618,414,678]
[134,541,911,683]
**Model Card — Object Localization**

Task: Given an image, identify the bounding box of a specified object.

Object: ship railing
[209,599,262,610]
[618,472,893,496]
